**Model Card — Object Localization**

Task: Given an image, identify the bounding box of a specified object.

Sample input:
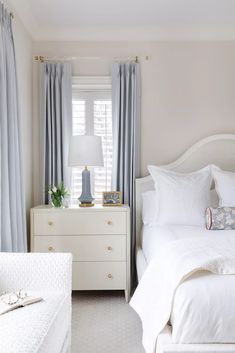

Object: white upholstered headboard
[135,134,235,247]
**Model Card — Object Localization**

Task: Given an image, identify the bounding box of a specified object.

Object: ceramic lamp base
[79,202,94,207]
[78,166,95,207]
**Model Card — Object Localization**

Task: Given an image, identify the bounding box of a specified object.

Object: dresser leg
[125,289,130,303]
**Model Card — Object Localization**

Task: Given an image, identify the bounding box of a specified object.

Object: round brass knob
[48,246,54,252]
[107,246,113,251]
[107,220,112,225]
[48,221,54,226]
[107,273,113,279]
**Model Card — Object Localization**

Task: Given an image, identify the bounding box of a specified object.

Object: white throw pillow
[142,190,158,225]
[212,166,235,207]
[148,165,212,226]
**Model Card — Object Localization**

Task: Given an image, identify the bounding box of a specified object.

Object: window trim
[72,76,111,91]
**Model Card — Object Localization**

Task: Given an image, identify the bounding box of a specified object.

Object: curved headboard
[136,134,235,247]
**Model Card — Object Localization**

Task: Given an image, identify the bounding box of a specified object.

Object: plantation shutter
[71,77,112,203]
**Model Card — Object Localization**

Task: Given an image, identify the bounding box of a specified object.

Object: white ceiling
[9,0,235,40]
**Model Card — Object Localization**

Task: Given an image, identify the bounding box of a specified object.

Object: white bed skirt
[157,325,235,353]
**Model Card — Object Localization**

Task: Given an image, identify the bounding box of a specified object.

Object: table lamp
[69,135,104,207]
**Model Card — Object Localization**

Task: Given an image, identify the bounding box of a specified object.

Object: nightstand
[30,205,130,301]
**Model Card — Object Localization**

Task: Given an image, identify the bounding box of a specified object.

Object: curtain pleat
[112,62,141,289]
[40,62,72,204]
[0,4,27,252]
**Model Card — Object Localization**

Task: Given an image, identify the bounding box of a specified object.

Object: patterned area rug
[72,291,145,353]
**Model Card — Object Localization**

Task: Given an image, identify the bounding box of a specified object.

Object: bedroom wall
[33,40,235,203]
[12,10,33,236]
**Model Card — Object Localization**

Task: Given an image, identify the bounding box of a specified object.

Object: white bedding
[133,228,235,352]
[141,224,235,264]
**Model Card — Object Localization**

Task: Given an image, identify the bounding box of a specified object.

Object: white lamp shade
[68,135,104,167]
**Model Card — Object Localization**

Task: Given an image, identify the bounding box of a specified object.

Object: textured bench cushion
[0,292,70,353]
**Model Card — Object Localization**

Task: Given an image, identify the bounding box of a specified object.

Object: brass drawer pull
[107,246,113,251]
[48,246,55,252]
[107,273,113,279]
[107,220,113,225]
[48,221,54,226]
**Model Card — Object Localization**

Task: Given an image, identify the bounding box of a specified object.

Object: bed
[132,134,235,353]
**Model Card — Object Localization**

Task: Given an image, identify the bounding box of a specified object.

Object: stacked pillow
[142,164,235,228]
[212,166,235,207]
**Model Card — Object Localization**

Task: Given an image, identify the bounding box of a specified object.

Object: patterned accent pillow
[206,207,235,230]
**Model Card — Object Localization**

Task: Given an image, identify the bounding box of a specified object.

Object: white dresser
[30,205,130,301]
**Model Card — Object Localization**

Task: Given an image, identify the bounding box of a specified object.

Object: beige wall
[13,14,33,233]
[33,40,235,202]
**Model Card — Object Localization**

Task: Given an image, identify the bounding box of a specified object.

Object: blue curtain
[112,62,141,288]
[39,62,72,204]
[0,4,27,251]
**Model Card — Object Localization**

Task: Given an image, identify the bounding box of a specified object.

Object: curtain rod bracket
[35,55,45,63]
[10,12,14,19]
[135,56,138,63]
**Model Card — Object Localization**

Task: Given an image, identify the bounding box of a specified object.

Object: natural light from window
[71,80,112,204]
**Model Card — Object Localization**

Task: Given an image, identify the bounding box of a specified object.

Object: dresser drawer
[33,235,126,261]
[72,262,126,290]
[33,211,126,235]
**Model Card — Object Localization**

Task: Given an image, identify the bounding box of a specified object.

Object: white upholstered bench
[0,253,72,353]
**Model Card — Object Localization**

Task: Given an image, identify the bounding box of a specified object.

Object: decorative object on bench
[0,289,43,315]
[69,135,104,207]
[103,191,122,206]
[48,182,70,208]
[206,207,235,230]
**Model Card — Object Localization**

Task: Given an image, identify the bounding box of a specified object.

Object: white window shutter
[71,77,112,204]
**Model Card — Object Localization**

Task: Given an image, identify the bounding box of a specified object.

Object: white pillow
[148,165,212,226]
[141,189,217,225]
[212,166,235,207]
[210,189,219,208]
[142,190,158,225]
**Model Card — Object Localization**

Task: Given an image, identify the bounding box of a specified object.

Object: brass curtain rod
[34,55,149,63]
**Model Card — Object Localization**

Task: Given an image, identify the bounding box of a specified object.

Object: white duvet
[130,235,235,353]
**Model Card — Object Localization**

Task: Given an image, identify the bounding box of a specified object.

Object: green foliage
[47,182,70,207]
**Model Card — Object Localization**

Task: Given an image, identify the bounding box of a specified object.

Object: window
[71,77,112,204]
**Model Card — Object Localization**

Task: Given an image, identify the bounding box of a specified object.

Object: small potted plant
[48,182,70,208]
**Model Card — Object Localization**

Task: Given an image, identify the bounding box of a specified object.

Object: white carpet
[72,291,145,353]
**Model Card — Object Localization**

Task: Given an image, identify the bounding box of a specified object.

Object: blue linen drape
[0,4,27,251]
[112,62,141,288]
[39,62,72,204]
